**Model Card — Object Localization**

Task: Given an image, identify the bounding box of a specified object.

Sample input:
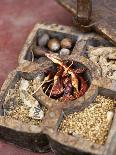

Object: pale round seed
[60,48,71,56]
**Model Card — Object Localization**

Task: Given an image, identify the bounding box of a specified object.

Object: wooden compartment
[46,87,116,155]
[75,39,116,81]
[19,23,79,64]
[0,70,50,153]
[18,23,113,65]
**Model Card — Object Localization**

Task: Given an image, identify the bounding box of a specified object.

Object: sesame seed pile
[6,105,47,126]
[59,95,116,144]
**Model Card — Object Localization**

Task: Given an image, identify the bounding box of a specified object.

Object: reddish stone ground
[0,0,72,155]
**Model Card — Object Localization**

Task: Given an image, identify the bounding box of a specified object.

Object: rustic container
[0,23,116,155]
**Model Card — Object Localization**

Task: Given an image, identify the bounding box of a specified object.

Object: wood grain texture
[56,0,116,45]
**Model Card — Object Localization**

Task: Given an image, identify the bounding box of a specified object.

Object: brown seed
[61,38,72,49]
[33,47,47,56]
[48,38,60,52]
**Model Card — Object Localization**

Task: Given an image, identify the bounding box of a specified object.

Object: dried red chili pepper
[43,53,88,101]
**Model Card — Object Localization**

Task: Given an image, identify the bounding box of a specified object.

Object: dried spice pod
[33,47,47,57]
[43,53,89,101]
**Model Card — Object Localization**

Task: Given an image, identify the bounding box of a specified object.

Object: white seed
[60,48,70,56]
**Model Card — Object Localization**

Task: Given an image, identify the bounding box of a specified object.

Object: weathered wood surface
[56,0,116,46]
[0,23,116,155]
[76,0,92,26]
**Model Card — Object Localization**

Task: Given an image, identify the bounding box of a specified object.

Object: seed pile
[6,105,47,126]
[59,95,116,144]
[4,78,47,125]
[37,33,75,56]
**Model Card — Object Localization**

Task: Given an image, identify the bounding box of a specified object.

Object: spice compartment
[58,87,116,145]
[0,70,50,152]
[75,40,116,81]
[46,87,116,155]
[18,23,110,65]
[19,23,79,64]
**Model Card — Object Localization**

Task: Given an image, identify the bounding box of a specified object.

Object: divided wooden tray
[0,23,116,155]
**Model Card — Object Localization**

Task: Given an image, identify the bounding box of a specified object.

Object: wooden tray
[0,23,116,155]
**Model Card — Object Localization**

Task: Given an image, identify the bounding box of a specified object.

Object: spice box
[0,23,116,155]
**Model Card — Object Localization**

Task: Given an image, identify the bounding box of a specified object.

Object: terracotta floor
[0,0,72,154]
